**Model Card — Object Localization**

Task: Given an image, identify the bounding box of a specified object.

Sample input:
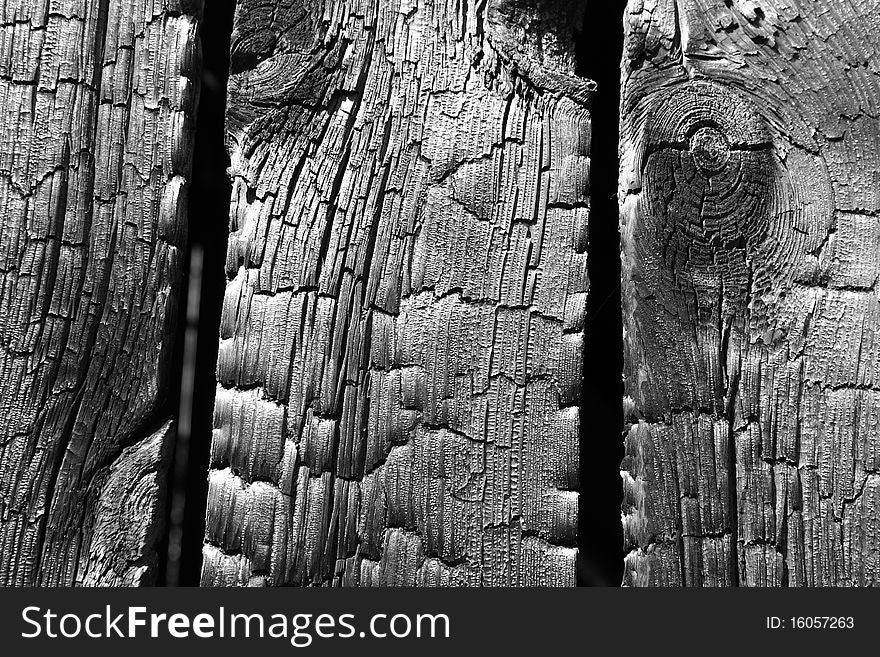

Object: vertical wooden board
[204,0,593,586]
[0,0,201,585]
[621,0,880,586]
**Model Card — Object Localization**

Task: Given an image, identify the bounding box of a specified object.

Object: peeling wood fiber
[203,0,593,587]
[0,0,201,586]
[621,0,880,586]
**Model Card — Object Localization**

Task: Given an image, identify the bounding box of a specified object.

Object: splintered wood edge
[81,421,176,586]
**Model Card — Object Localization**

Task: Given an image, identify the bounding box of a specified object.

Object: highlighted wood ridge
[0,0,201,585]
[621,0,880,586]
[203,0,593,586]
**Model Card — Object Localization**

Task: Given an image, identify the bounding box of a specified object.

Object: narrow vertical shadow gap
[157,0,236,586]
[575,0,627,586]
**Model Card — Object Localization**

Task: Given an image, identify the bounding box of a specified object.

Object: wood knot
[638,81,773,261]
[689,126,730,175]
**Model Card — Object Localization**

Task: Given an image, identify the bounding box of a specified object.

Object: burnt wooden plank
[203,0,593,586]
[621,0,880,586]
[0,0,201,585]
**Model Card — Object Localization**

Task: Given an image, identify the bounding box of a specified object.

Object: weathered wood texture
[0,0,201,585]
[621,0,880,586]
[203,0,592,586]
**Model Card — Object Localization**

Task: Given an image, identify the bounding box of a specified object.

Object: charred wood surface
[0,0,201,586]
[202,0,593,587]
[621,0,880,586]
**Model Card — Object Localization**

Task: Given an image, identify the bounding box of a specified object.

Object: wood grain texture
[0,0,201,586]
[621,0,880,586]
[203,0,593,587]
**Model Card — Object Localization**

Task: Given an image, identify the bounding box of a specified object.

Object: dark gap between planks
[576,0,627,586]
[158,0,237,587]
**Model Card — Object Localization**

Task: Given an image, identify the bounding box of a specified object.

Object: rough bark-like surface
[621,0,880,586]
[0,0,201,586]
[203,0,592,586]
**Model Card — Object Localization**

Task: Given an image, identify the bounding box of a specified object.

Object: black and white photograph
[0,0,875,652]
